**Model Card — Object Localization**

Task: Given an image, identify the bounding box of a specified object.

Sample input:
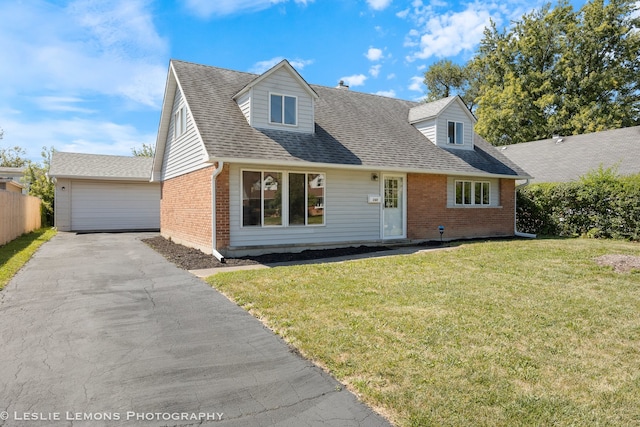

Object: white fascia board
[206,156,532,180]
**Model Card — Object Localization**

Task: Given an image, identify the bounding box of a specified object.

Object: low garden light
[438,225,445,243]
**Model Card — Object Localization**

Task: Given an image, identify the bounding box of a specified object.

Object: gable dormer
[233,60,318,134]
[409,95,476,151]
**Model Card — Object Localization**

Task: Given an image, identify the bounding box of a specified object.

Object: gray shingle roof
[499,126,640,183]
[171,60,529,178]
[49,152,153,181]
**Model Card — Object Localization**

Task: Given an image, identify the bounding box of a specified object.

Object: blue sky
[1,0,590,161]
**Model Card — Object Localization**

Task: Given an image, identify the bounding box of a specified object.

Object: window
[242,170,324,227]
[174,106,186,139]
[270,94,297,126]
[242,171,282,227]
[455,180,490,206]
[448,121,464,145]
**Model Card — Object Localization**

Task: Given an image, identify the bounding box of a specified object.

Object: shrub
[517,167,640,240]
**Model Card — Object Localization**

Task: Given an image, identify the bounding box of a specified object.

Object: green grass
[208,238,640,426]
[0,228,56,290]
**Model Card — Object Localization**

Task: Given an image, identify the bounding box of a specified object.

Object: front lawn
[0,228,56,290]
[208,238,640,426]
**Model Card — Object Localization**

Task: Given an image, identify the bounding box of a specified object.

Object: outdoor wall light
[371,173,379,181]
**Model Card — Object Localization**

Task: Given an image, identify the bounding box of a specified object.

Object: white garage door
[71,181,160,231]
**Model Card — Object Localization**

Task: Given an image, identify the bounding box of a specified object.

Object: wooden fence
[0,190,42,246]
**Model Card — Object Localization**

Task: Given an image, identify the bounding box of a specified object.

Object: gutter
[514,179,537,238]
[211,162,226,263]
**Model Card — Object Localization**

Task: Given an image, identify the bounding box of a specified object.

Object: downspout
[514,179,537,238]
[211,161,226,263]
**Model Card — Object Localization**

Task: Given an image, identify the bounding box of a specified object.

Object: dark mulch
[143,236,392,270]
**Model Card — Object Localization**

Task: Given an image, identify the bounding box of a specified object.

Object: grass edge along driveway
[208,238,640,427]
[0,228,57,290]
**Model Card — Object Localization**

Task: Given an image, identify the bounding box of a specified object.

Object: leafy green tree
[470,0,640,145]
[423,60,479,111]
[131,143,155,157]
[24,147,55,226]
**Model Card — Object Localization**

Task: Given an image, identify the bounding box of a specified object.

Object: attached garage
[49,152,160,232]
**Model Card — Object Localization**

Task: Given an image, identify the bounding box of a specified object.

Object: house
[49,152,160,232]
[0,166,26,194]
[151,59,531,260]
[499,126,640,183]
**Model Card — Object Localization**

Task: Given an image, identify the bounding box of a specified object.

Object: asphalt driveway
[0,232,390,427]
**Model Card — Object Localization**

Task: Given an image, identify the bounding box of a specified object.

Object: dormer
[409,95,476,151]
[233,60,319,134]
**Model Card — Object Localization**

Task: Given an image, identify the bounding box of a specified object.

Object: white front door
[383,175,405,239]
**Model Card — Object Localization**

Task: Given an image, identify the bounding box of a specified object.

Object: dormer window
[448,121,463,145]
[270,94,297,126]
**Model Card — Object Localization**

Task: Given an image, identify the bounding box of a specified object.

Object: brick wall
[160,163,230,254]
[407,174,515,241]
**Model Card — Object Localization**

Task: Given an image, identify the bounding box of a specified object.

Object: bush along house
[151,59,531,261]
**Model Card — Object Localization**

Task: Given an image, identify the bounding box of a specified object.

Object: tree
[0,145,28,167]
[467,0,640,145]
[423,60,479,111]
[24,147,55,226]
[131,143,155,157]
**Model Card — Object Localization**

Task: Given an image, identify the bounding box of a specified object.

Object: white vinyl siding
[250,68,314,134]
[237,91,251,124]
[70,180,160,231]
[161,87,209,180]
[412,101,474,150]
[434,103,473,149]
[447,177,499,207]
[53,178,72,231]
[414,118,437,145]
[230,164,382,247]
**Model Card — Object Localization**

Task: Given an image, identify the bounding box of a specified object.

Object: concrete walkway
[0,233,391,426]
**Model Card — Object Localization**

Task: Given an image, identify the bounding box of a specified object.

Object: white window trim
[240,169,325,228]
[454,179,492,206]
[269,93,298,127]
[174,106,186,139]
[447,121,464,145]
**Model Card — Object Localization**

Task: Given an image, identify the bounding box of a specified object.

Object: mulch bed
[143,236,391,270]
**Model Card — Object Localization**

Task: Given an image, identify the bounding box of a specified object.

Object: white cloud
[1,115,156,161]
[401,0,545,62]
[387,73,396,80]
[367,0,392,11]
[184,0,313,18]
[0,0,168,108]
[408,76,424,92]
[375,89,397,98]
[365,47,384,61]
[33,97,96,114]
[369,64,382,78]
[340,74,367,87]
[249,57,314,74]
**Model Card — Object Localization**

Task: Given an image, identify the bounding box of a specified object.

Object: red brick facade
[406,173,515,241]
[160,163,230,254]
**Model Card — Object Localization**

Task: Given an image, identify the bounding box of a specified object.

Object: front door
[383,175,405,238]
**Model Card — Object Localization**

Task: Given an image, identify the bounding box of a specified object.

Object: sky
[1,0,591,162]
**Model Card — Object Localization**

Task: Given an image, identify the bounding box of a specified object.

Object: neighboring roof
[408,95,476,124]
[49,152,153,181]
[500,126,640,183]
[0,166,26,180]
[156,60,529,179]
[0,178,24,190]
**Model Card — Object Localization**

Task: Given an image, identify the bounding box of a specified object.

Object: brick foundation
[407,174,515,241]
[160,164,230,254]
